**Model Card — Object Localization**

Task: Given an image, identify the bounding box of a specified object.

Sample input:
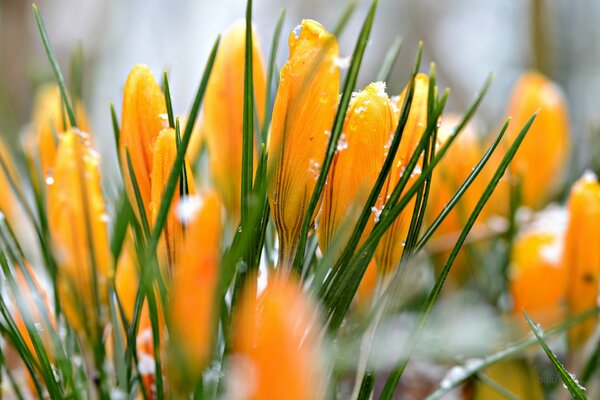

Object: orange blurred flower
[231,273,323,400]
[267,20,340,268]
[120,65,168,220]
[203,21,266,226]
[115,232,139,322]
[318,82,396,262]
[47,129,112,337]
[563,172,600,349]
[168,190,222,384]
[505,71,570,209]
[375,74,429,274]
[150,128,196,275]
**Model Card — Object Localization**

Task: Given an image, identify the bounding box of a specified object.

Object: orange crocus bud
[120,65,168,220]
[115,232,139,322]
[0,138,18,220]
[374,75,429,274]
[150,128,196,275]
[31,84,90,179]
[509,207,567,328]
[203,21,266,226]
[230,274,323,400]
[318,82,396,262]
[267,20,340,268]
[169,190,222,385]
[563,172,600,349]
[47,129,112,337]
[505,71,570,209]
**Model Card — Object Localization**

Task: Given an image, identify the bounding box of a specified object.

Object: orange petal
[505,71,570,209]
[203,21,266,226]
[318,82,395,261]
[47,129,112,337]
[231,274,323,400]
[563,172,600,348]
[150,128,196,276]
[115,231,139,322]
[169,190,222,383]
[120,65,168,220]
[267,20,340,267]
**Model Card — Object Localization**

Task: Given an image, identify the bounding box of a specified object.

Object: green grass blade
[32,4,77,127]
[110,193,132,261]
[292,0,379,275]
[524,312,588,399]
[333,0,358,37]
[241,0,255,226]
[581,337,600,385]
[427,306,600,399]
[70,42,84,103]
[379,112,537,399]
[376,36,403,82]
[357,371,374,400]
[261,9,285,144]
[163,71,176,129]
[126,150,151,237]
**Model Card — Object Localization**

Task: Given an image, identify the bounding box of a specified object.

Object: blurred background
[0,0,598,178]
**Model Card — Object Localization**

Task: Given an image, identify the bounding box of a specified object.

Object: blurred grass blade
[261,9,285,144]
[524,312,588,399]
[376,36,403,82]
[110,102,121,151]
[333,0,357,36]
[126,150,151,237]
[581,338,600,385]
[70,42,83,103]
[32,4,77,127]
[293,0,379,274]
[163,71,176,129]
[379,112,537,399]
[241,0,255,225]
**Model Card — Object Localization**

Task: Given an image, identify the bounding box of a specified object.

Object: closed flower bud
[509,207,567,328]
[267,20,340,268]
[120,65,168,220]
[203,21,266,225]
[47,129,112,337]
[374,75,429,274]
[169,190,222,385]
[563,172,600,349]
[115,232,139,322]
[318,82,395,262]
[150,128,196,275]
[505,71,570,209]
[230,274,323,400]
[32,84,90,179]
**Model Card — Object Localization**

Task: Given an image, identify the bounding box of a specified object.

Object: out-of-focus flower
[374,74,429,274]
[267,20,340,268]
[168,190,222,386]
[137,303,166,400]
[470,359,544,400]
[0,138,18,220]
[31,84,90,179]
[150,128,196,275]
[318,82,395,262]
[504,71,570,209]
[563,172,600,349]
[12,263,56,363]
[510,223,566,327]
[230,273,323,400]
[47,129,112,337]
[115,232,138,322]
[120,65,168,220]
[203,21,266,226]
[355,259,378,312]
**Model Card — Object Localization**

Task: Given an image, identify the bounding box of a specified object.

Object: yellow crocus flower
[47,129,112,337]
[120,65,168,220]
[203,21,266,226]
[505,71,570,209]
[318,82,395,262]
[563,172,600,349]
[267,20,340,268]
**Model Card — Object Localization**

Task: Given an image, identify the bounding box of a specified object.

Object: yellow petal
[203,21,266,226]
[169,190,222,383]
[150,128,196,275]
[32,84,90,180]
[231,274,323,400]
[563,172,600,349]
[505,71,570,209]
[318,82,395,261]
[47,129,112,337]
[375,75,429,274]
[115,231,139,322]
[267,20,340,267]
[120,65,168,220]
